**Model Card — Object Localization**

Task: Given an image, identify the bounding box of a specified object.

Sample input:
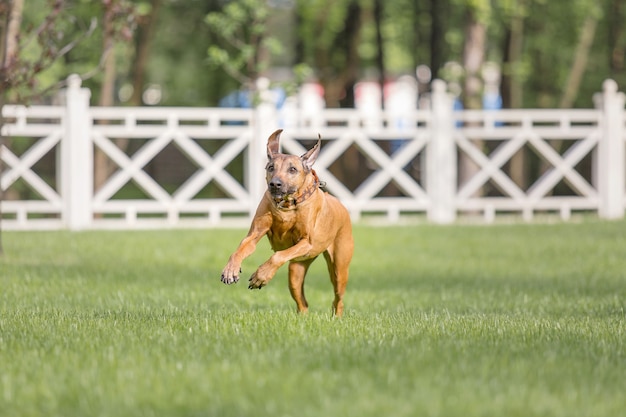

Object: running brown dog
[220,129,354,316]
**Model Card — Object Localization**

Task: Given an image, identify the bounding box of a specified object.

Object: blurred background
[2,0,625,231]
[4,0,624,110]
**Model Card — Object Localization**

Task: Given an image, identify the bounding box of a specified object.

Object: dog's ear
[267,129,283,160]
[301,135,321,171]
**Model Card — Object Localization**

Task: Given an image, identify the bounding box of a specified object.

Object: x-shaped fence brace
[1,131,63,207]
[91,129,252,208]
[455,128,600,202]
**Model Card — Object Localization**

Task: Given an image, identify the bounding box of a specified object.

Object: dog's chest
[267,212,304,250]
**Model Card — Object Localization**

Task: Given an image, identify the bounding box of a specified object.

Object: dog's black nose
[269,178,282,189]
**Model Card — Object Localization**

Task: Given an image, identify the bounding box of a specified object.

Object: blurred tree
[143,0,226,106]
[429,0,448,79]
[499,0,528,189]
[15,0,128,103]
[333,0,362,108]
[129,0,162,106]
[1,0,100,100]
[500,0,526,109]
[458,0,490,196]
[295,0,364,107]
[92,0,137,195]
[461,0,489,111]
[608,0,626,76]
[8,0,625,109]
[558,3,601,108]
[1,0,131,253]
[373,0,385,108]
[0,0,24,255]
[205,0,282,96]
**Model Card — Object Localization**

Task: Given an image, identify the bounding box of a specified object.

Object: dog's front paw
[248,271,268,290]
[221,264,241,285]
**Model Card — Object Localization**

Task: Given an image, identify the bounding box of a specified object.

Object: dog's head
[265,129,320,205]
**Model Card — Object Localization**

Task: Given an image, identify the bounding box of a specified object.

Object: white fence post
[61,74,93,230]
[597,79,625,219]
[427,79,457,223]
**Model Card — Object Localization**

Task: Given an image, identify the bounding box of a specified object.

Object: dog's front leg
[221,216,270,285]
[248,239,313,289]
[221,234,259,285]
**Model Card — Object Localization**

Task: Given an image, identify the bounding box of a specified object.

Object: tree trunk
[294,5,304,65]
[608,0,625,75]
[94,2,119,199]
[2,0,22,64]
[429,0,446,79]
[542,11,598,196]
[0,0,24,255]
[326,0,362,109]
[501,0,526,190]
[501,1,524,109]
[558,14,598,108]
[311,0,362,188]
[129,0,162,106]
[459,8,485,195]
[462,10,485,110]
[373,0,385,109]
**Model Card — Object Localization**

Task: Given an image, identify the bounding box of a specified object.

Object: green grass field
[1,219,625,417]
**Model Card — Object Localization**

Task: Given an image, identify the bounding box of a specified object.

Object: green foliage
[11,0,626,107]
[205,0,282,86]
[464,0,493,24]
[296,0,352,56]
[142,0,233,106]
[7,0,136,104]
[1,220,625,416]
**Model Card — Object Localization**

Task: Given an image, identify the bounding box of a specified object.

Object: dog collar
[274,171,321,210]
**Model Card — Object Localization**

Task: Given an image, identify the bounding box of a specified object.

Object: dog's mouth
[269,185,297,202]
[270,190,293,201]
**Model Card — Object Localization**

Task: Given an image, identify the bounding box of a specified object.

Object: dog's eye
[288,166,298,174]
[267,165,274,172]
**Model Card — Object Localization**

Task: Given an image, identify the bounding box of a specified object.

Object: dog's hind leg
[324,246,351,317]
[288,259,314,314]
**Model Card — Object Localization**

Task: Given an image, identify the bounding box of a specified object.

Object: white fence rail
[1,76,625,230]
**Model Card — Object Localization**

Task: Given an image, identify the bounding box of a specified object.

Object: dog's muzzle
[269,177,294,198]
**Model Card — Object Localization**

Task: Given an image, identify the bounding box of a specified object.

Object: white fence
[1,76,625,230]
